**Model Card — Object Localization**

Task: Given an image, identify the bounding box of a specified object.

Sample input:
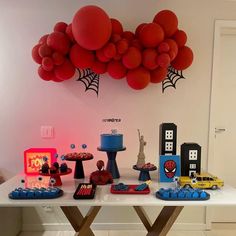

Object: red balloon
[42,57,54,71]
[156,53,171,68]
[172,30,187,47]
[150,67,168,83]
[153,10,178,37]
[122,47,142,69]
[70,44,95,69]
[135,23,147,37]
[38,66,55,81]
[65,24,75,42]
[111,34,122,43]
[54,22,68,33]
[52,52,65,66]
[38,34,49,45]
[165,39,178,61]
[142,49,158,70]
[47,32,70,55]
[91,60,107,74]
[171,46,194,70]
[122,31,135,43]
[38,44,52,58]
[107,60,127,79]
[116,39,129,54]
[139,23,164,48]
[113,53,122,61]
[72,5,112,50]
[103,43,117,58]
[54,59,75,80]
[131,39,143,50]
[110,18,123,35]
[96,49,110,62]
[126,67,150,90]
[158,42,170,53]
[32,44,42,64]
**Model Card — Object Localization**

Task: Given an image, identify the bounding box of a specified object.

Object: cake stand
[39,168,72,186]
[97,147,126,179]
[133,165,157,181]
[65,155,93,179]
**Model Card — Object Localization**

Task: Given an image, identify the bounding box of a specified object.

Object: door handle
[215,128,226,133]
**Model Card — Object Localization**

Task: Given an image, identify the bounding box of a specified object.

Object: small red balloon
[47,32,70,55]
[54,59,75,80]
[142,49,158,70]
[113,53,122,61]
[107,60,127,79]
[38,66,55,81]
[52,52,65,66]
[54,22,68,33]
[110,18,123,35]
[165,39,178,61]
[70,44,95,69]
[135,23,147,37]
[38,44,52,58]
[65,24,75,42]
[96,49,110,63]
[172,30,187,47]
[38,34,49,45]
[32,44,42,64]
[156,53,171,68]
[171,46,194,70]
[111,34,122,43]
[103,43,117,58]
[122,31,135,43]
[72,5,112,50]
[116,39,129,54]
[139,23,164,48]
[126,66,150,90]
[158,42,170,53]
[42,57,54,71]
[153,10,178,37]
[150,67,168,83]
[131,39,143,50]
[91,60,107,74]
[122,47,142,69]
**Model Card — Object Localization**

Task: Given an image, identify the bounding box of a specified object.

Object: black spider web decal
[162,66,186,93]
[76,69,100,96]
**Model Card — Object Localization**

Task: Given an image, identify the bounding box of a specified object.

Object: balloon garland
[32,5,194,91]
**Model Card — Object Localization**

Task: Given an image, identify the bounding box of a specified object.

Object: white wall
[1,0,236,231]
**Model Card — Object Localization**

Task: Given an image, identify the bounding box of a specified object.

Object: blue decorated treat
[100,133,123,150]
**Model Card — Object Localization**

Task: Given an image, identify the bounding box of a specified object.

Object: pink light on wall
[24,148,57,175]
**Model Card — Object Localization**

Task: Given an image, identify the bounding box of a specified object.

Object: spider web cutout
[162,66,186,93]
[76,69,100,96]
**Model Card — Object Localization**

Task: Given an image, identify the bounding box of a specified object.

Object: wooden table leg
[133,206,152,231]
[61,206,101,236]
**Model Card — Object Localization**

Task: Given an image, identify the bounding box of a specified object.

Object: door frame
[206,19,236,228]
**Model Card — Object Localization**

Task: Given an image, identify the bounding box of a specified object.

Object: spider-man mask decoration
[164,160,176,178]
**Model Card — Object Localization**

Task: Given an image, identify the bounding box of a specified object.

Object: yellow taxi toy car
[178,172,224,190]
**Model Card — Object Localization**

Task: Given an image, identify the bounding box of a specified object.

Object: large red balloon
[153,10,178,37]
[150,67,168,83]
[171,46,193,70]
[126,67,150,90]
[139,23,164,48]
[172,30,187,47]
[32,44,42,64]
[72,5,112,50]
[38,66,55,81]
[70,44,95,69]
[122,47,142,69]
[54,59,75,80]
[91,60,107,74]
[47,32,70,55]
[107,60,127,79]
[142,49,158,70]
[110,18,123,35]
[54,22,68,33]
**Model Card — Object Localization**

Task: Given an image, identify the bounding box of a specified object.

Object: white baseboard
[22,222,207,232]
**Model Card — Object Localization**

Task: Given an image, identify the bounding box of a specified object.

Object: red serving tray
[110,184,150,194]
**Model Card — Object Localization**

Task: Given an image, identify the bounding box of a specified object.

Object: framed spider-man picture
[159,155,181,182]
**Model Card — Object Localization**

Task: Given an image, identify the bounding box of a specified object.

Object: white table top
[0,169,236,207]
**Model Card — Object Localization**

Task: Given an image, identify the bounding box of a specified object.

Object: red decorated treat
[141,163,156,170]
[65,152,94,161]
[60,163,68,173]
[50,166,58,174]
[53,162,60,170]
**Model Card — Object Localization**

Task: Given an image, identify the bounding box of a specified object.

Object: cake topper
[136,129,146,167]
[111,129,118,135]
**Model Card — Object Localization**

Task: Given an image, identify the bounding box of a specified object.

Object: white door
[208,20,236,223]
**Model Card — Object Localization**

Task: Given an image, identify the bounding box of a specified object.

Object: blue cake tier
[100,134,123,150]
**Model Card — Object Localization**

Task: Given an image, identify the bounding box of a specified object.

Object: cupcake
[53,162,60,170]
[50,166,58,174]
[41,163,49,174]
